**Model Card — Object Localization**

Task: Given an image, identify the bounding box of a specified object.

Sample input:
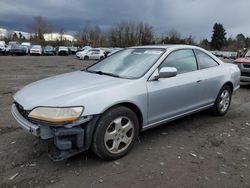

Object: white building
[43,33,76,42]
[0,28,76,41]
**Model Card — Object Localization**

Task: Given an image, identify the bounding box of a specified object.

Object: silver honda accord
[11,45,240,160]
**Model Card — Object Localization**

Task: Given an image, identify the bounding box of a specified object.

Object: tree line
[1,16,249,51]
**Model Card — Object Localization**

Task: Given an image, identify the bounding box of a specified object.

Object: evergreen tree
[211,23,227,50]
[12,33,18,41]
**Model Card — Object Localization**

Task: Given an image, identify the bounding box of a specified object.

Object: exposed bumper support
[49,116,99,161]
[11,103,100,161]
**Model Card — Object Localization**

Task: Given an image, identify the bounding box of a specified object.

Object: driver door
[147,49,205,124]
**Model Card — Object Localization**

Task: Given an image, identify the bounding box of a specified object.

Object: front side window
[87,48,165,79]
[159,49,197,74]
[91,50,100,54]
[195,50,219,69]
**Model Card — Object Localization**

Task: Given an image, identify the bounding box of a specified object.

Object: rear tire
[212,85,232,116]
[92,106,139,160]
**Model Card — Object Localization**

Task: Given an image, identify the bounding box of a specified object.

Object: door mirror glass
[159,67,177,78]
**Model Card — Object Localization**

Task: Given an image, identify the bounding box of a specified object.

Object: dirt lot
[0,56,249,188]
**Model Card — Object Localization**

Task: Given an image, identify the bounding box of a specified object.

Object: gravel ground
[0,56,249,188]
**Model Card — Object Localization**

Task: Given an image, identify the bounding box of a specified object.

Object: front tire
[84,56,89,60]
[92,106,139,160]
[212,85,232,116]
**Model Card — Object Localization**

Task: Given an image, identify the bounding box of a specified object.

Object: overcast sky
[0,0,249,40]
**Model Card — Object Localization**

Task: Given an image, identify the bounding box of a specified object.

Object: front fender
[64,79,148,126]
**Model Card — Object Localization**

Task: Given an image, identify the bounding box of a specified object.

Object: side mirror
[149,67,177,81]
[159,67,177,78]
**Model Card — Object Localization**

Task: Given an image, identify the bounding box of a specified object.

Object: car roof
[128,44,223,65]
[130,44,202,50]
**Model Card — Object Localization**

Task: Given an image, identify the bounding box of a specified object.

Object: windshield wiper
[87,70,121,78]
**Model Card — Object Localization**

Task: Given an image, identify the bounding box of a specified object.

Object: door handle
[196,80,202,83]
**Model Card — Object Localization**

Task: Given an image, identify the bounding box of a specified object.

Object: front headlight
[28,107,84,123]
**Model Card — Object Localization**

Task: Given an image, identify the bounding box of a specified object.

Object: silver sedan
[11,45,240,160]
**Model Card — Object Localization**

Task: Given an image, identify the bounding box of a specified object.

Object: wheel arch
[102,102,144,131]
[223,81,233,93]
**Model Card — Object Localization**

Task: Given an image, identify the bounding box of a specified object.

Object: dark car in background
[8,41,18,46]
[10,45,27,56]
[68,46,78,54]
[43,45,56,55]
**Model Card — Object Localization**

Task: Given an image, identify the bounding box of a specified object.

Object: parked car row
[0,41,83,56]
[0,40,124,58]
[210,50,237,59]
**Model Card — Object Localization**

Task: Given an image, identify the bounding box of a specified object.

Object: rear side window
[195,50,219,69]
[159,49,198,74]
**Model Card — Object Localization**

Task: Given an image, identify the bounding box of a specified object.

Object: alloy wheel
[104,117,134,154]
[219,89,230,113]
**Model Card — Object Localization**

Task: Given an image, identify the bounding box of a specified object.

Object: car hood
[31,48,41,50]
[234,57,250,64]
[14,71,129,110]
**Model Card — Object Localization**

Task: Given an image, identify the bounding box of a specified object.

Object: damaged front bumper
[11,104,99,161]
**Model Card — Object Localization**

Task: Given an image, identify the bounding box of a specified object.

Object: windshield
[80,49,91,53]
[13,45,22,49]
[32,45,41,49]
[45,46,53,50]
[87,48,165,79]
[245,49,250,57]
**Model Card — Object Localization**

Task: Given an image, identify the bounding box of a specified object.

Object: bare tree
[161,29,187,44]
[108,20,154,47]
[29,16,51,44]
[59,27,65,45]
[76,24,104,47]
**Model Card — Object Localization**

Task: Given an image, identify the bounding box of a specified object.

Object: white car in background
[5,45,12,54]
[0,41,6,54]
[30,45,42,55]
[76,46,92,59]
[80,48,105,60]
[58,46,69,56]
[21,42,31,54]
